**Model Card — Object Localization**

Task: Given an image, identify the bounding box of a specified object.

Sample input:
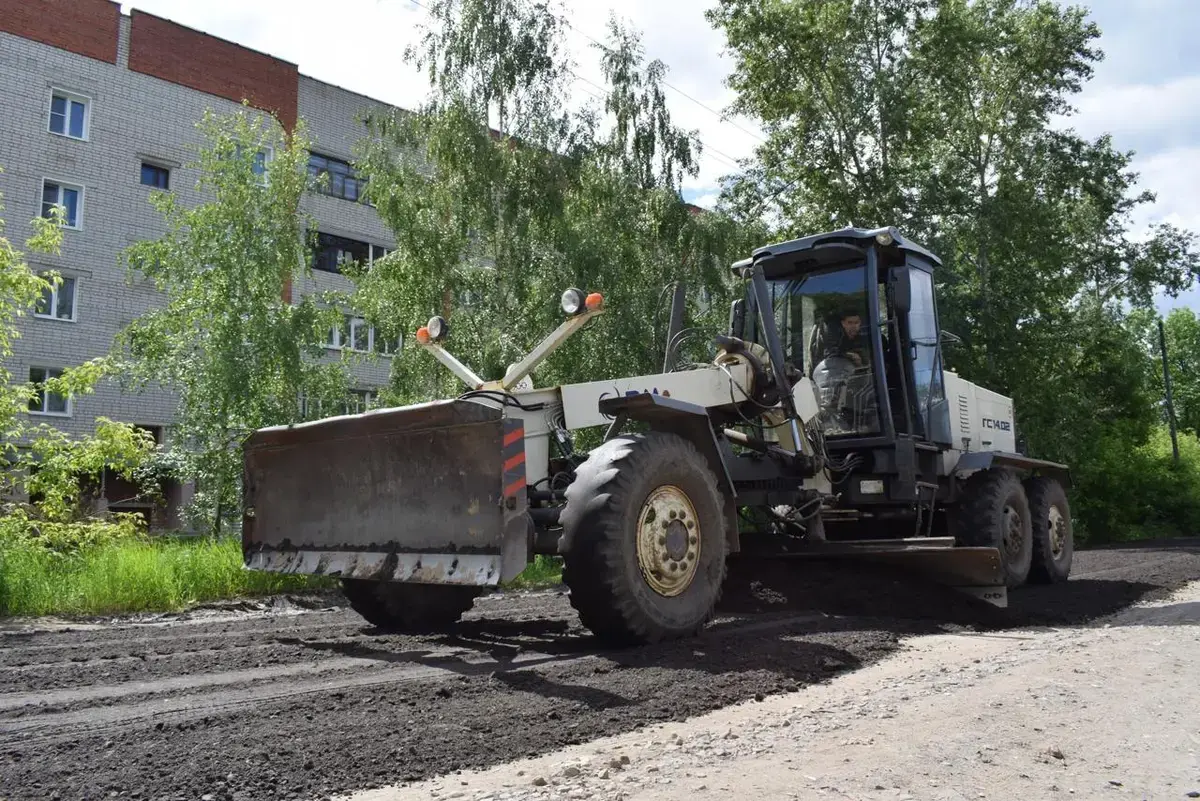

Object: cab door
[906,266,953,446]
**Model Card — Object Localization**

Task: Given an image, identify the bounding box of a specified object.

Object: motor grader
[241,226,1074,644]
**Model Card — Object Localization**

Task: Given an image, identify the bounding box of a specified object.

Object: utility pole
[1159,318,1180,465]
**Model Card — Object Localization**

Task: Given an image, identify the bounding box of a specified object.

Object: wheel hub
[637,485,701,598]
[1002,504,1024,558]
[1048,505,1066,559]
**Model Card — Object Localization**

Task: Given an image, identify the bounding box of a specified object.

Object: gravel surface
[1,540,1197,801]
[358,580,1200,801]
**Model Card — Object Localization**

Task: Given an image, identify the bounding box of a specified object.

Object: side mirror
[890,268,912,314]
[728,298,745,340]
[940,329,963,346]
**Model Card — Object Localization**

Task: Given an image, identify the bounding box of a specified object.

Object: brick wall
[0,0,120,64]
[128,11,298,131]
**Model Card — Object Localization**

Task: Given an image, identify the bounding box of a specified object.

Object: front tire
[341,579,481,632]
[559,432,728,645]
[1025,476,1073,583]
[952,468,1033,589]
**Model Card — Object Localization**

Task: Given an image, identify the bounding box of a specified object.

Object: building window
[232,145,272,184]
[48,90,89,140]
[34,272,77,321]
[308,152,367,202]
[324,313,399,356]
[140,162,170,189]
[376,333,403,355]
[346,389,378,414]
[28,366,69,416]
[312,232,371,274]
[299,389,379,419]
[41,180,83,229]
[326,314,372,352]
[252,147,271,181]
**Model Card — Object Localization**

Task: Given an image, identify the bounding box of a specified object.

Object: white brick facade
[0,20,401,441]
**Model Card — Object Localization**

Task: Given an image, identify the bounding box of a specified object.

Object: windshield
[753,265,881,437]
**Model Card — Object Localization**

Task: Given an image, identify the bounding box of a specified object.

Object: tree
[351,0,766,408]
[1130,306,1200,437]
[1162,308,1200,436]
[114,108,350,535]
[0,172,67,443]
[708,0,1199,537]
[0,177,156,548]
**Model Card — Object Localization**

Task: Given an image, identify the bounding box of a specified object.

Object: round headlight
[426,315,448,341]
[561,287,585,315]
[875,230,895,246]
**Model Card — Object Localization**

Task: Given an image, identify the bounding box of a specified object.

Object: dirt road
[355,580,1200,801]
[1,540,1198,801]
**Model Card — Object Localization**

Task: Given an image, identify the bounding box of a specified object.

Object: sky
[118,0,1199,313]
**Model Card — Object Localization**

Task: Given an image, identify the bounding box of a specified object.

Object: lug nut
[678,510,686,519]
[686,520,695,530]
[668,561,678,572]
[662,520,670,529]
[687,550,696,561]
[688,534,697,545]
[669,510,677,520]
[658,536,667,546]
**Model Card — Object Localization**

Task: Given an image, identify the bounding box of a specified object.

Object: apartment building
[0,0,402,520]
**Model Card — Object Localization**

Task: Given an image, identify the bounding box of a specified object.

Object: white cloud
[1059,75,1200,154]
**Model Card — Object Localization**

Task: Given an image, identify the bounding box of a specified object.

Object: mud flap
[241,399,528,586]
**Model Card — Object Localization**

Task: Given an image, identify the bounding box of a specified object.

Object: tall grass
[507,554,562,588]
[0,535,333,617]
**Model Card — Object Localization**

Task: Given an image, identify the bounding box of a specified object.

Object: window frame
[28,366,71,417]
[307,151,368,203]
[139,161,171,190]
[47,88,91,141]
[323,313,400,356]
[40,178,85,230]
[33,271,78,322]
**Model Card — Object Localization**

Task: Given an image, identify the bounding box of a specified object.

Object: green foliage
[1128,307,1200,436]
[0,506,145,556]
[0,533,332,617]
[0,175,65,442]
[113,107,352,534]
[1075,427,1200,543]
[0,177,161,564]
[506,554,562,588]
[355,0,766,403]
[709,0,1199,538]
[18,418,157,521]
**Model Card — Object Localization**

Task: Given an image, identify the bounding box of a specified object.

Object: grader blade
[792,538,1008,607]
[241,399,529,586]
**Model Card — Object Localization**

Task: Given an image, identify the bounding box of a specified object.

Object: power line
[558,15,766,146]
[567,71,743,168]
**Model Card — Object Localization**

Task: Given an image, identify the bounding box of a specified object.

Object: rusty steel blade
[242,399,526,586]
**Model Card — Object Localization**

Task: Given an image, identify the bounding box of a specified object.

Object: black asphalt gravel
[1,539,1197,801]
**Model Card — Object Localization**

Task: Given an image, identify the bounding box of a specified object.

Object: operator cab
[731,226,953,450]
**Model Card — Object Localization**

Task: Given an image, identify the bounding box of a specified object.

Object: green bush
[1074,425,1200,542]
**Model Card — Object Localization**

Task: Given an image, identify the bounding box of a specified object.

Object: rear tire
[340,579,481,632]
[559,432,728,645]
[1025,476,1073,584]
[951,468,1033,589]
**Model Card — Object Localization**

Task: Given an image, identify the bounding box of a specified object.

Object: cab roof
[731,226,941,279]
